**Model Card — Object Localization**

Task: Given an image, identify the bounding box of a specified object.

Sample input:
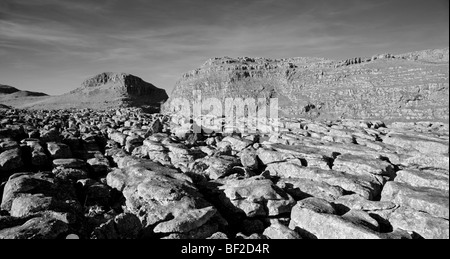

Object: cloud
[2,0,113,14]
[0,20,92,48]
[0,0,447,95]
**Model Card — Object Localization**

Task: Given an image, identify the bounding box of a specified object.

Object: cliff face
[165,48,449,122]
[80,72,164,96]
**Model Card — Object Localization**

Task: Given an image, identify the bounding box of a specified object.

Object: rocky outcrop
[397,48,449,63]
[164,48,449,122]
[79,73,165,97]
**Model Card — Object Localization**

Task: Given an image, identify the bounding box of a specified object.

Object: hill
[1,73,168,113]
[0,85,47,97]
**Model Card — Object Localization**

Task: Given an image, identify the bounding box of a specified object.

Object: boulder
[191,156,241,180]
[0,214,69,239]
[106,165,218,238]
[92,213,142,239]
[0,149,24,174]
[46,142,72,159]
[239,149,259,170]
[216,176,295,217]
[263,222,302,239]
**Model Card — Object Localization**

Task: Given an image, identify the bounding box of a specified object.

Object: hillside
[0,85,20,95]
[0,85,48,97]
[1,73,168,113]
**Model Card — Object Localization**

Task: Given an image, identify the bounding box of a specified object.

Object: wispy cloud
[3,0,113,14]
[0,20,92,48]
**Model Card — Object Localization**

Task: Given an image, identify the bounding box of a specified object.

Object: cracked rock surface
[0,107,448,239]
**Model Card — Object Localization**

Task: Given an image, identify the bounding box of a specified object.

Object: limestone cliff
[165,48,449,122]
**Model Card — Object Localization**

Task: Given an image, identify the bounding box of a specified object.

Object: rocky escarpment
[79,73,165,97]
[0,107,448,239]
[5,73,168,113]
[164,48,449,122]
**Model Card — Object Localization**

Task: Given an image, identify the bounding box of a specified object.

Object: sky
[0,0,448,96]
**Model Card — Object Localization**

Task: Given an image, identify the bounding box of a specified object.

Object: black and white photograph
[0,0,448,247]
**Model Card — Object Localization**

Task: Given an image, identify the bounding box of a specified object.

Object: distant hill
[3,73,168,113]
[0,85,20,94]
[0,85,49,109]
[0,84,48,97]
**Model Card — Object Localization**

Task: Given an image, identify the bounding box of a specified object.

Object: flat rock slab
[395,168,449,191]
[385,206,449,239]
[383,133,449,155]
[267,162,382,200]
[333,154,395,181]
[289,199,384,239]
[303,140,403,166]
[289,198,411,239]
[334,194,397,212]
[257,149,295,165]
[381,181,449,219]
[269,144,332,170]
[401,152,449,170]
